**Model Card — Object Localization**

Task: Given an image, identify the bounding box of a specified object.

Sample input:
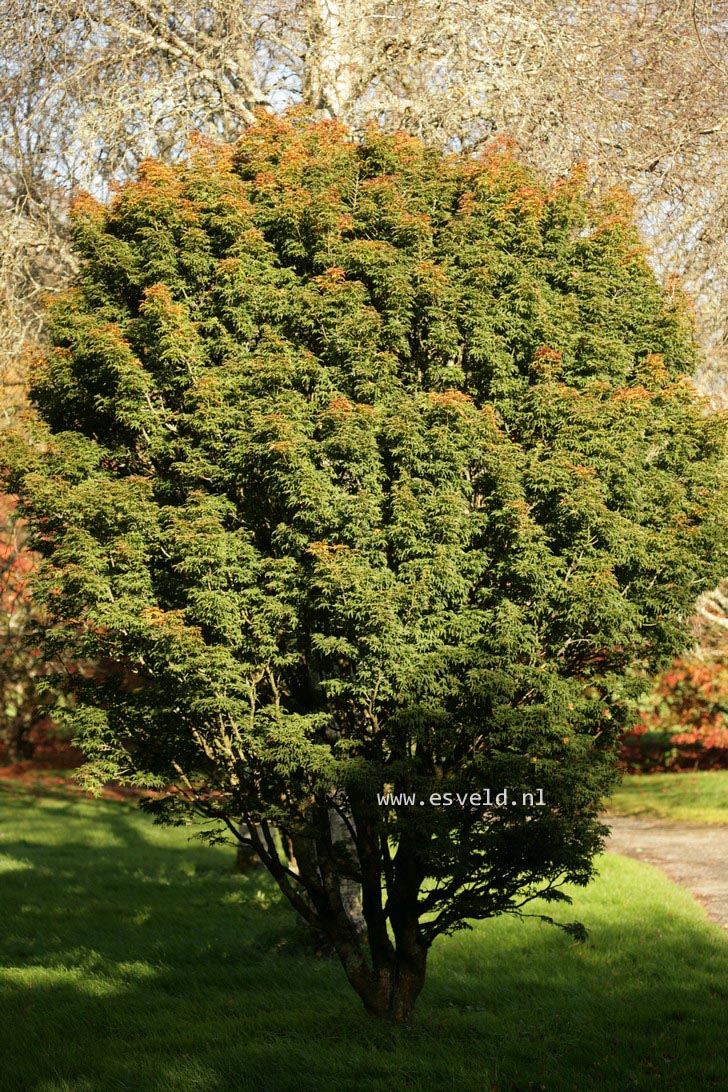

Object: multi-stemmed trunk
[246,802,428,1025]
[346,936,428,1026]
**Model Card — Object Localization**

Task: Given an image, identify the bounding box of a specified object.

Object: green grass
[606,770,728,824]
[1,782,727,1092]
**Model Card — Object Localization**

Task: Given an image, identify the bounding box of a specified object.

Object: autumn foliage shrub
[621,656,728,771]
[0,496,54,763]
[0,496,90,766]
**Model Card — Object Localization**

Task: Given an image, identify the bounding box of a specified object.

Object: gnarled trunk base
[349,954,427,1027]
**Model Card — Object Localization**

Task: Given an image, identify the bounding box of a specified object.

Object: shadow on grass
[0,788,726,1092]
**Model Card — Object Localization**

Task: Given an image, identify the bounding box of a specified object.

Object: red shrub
[621,656,728,771]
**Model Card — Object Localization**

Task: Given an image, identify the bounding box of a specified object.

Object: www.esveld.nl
[376,789,547,808]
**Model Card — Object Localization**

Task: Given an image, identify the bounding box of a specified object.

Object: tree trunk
[2,719,34,765]
[386,960,427,1026]
[234,842,263,872]
[353,950,428,1026]
[232,823,266,872]
[264,813,428,1024]
[328,805,366,939]
[303,0,361,119]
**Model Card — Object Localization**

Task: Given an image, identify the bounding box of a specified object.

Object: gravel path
[605,815,728,929]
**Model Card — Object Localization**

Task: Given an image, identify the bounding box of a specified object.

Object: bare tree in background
[1,0,726,411]
[697,582,728,641]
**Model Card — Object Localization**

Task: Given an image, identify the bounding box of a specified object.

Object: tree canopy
[2,2,726,408]
[3,115,726,1023]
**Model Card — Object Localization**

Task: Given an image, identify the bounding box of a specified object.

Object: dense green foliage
[3,115,726,1020]
[1,784,727,1091]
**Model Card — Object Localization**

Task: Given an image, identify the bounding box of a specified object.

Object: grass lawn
[606,770,728,824]
[1,781,727,1092]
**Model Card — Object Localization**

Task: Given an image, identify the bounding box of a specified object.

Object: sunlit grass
[607,770,728,824]
[1,780,726,1091]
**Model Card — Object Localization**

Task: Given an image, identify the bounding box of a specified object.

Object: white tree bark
[303,0,364,118]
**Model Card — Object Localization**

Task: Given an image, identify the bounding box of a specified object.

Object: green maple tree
[3,115,726,1023]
